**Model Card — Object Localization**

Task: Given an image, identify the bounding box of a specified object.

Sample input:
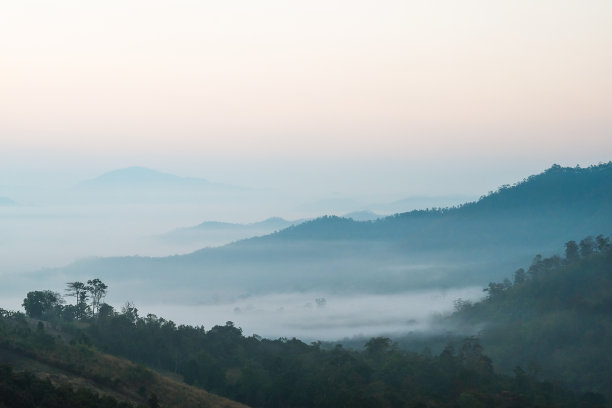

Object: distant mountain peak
[191,217,293,230]
[0,196,18,206]
[79,166,207,186]
[72,167,243,204]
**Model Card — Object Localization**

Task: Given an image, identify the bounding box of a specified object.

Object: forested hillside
[265,163,612,245]
[444,234,612,397]
[2,300,602,408]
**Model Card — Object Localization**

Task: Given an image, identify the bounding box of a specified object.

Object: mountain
[0,196,18,206]
[297,195,476,217]
[190,217,295,232]
[71,166,243,204]
[158,217,300,246]
[266,163,612,244]
[51,163,612,301]
[342,210,383,221]
[77,166,238,191]
[370,194,477,213]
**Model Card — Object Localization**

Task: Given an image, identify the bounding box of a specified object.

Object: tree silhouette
[65,282,91,319]
[564,240,580,263]
[66,281,87,306]
[22,291,63,319]
[87,278,108,316]
[579,236,595,257]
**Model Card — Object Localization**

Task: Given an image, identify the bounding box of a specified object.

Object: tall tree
[66,282,90,319]
[87,279,108,316]
[65,282,86,307]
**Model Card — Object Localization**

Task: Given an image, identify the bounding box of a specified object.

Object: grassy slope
[0,317,249,408]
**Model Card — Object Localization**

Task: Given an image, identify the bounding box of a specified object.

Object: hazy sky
[1,0,611,195]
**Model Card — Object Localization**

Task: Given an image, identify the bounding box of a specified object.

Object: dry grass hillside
[0,316,249,408]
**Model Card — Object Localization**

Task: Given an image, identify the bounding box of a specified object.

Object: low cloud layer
[141,288,484,341]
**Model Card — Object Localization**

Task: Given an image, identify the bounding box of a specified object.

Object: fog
[0,203,226,272]
[0,202,301,273]
[0,166,478,274]
[0,285,483,342]
[142,288,484,341]
[3,163,604,344]
[0,178,486,344]
[0,174,493,342]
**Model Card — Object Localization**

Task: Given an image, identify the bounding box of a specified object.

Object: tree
[121,302,139,325]
[579,236,595,258]
[98,303,115,320]
[77,290,90,319]
[22,290,63,319]
[65,282,87,307]
[365,337,392,355]
[528,254,544,278]
[454,298,473,313]
[459,337,493,376]
[483,282,507,299]
[87,278,108,316]
[513,268,527,285]
[65,282,90,320]
[596,234,610,252]
[565,240,580,263]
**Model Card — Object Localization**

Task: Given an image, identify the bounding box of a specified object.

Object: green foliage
[450,235,612,398]
[88,279,108,316]
[65,281,90,320]
[19,278,109,324]
[22,291,63,320]
[67,303,595,407]
[63,279,108,321]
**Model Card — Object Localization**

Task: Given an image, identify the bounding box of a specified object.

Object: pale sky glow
[1,0,611,192]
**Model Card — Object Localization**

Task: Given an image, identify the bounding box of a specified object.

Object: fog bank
[140,288,483,341]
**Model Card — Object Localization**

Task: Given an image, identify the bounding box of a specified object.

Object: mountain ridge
[258,162,612,243]
[76,166,241,191]
[0,196,18,206]
[48,162,612,300]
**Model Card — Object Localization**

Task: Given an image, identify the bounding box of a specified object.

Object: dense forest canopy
[445,234,612,396]
[0,306,602,408]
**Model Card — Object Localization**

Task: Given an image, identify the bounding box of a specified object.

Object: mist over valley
[3,163,611,343]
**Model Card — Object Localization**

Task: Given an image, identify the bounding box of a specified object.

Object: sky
[1,0,611,196]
